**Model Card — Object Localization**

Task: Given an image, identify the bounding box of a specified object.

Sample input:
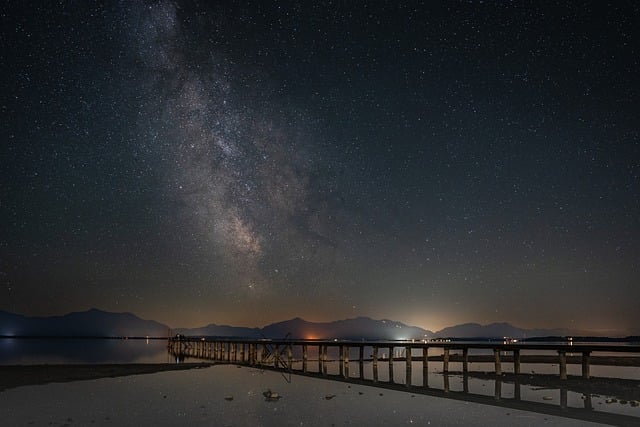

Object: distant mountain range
[173,317,433,340]
[434,322,570,339]
[0,308,628,339]
[0,308,168,337]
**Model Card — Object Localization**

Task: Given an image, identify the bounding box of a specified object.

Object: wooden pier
[167,338,640,426]
[167,338,640,382]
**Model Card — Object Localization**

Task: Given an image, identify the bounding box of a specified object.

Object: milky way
[2,1,639,332]
[125,1,343,299]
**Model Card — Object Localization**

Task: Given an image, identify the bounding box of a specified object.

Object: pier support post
[584,394,592,410]
[318,345,323,373]
[359,346,364,379]
[339,345,345,377]
[494,377,502,400]
[581,351,591,379]
[493,349,502,375]
[513,349,521,375]
[274,344,280,368]
[388,347,394,383]
[240,343,245,363]
[287,345,293,368]
[443,348,449,372]
[302,344,308,373]
[560,387,568,410]
[422,346,428,371]
[558,351,567,380]
[344,345,350,378]
[405,346,412,387]
[322,345,328,376]
[462,348,469,372]
[373,346,379,382]
[443,371,450,393]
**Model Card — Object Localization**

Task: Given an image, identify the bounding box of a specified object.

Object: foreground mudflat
[0,364,604,426]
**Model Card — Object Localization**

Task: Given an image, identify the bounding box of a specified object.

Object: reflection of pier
[168,338,640,425]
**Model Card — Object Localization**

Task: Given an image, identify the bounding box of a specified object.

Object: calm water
[0,338,172,364]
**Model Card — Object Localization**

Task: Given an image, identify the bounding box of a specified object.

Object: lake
[0,338,172,365]
[1,338,639,423]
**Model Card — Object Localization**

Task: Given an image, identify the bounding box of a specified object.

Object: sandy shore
[0,364,609,426]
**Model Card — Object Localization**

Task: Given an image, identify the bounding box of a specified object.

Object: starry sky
[2,1,639,334]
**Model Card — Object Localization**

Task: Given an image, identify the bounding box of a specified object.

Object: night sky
[2,1,639,334]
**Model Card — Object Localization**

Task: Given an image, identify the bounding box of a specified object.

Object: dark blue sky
[2,1,638,333]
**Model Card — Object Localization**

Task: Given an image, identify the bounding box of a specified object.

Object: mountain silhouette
[434,322,570,339]
[259,316,432,340]
[1,309,609,339]
[0,308,169,337]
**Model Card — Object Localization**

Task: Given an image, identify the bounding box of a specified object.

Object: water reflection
[171,342,640,427]
[296,365,640,425]
[0,338,171,364]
